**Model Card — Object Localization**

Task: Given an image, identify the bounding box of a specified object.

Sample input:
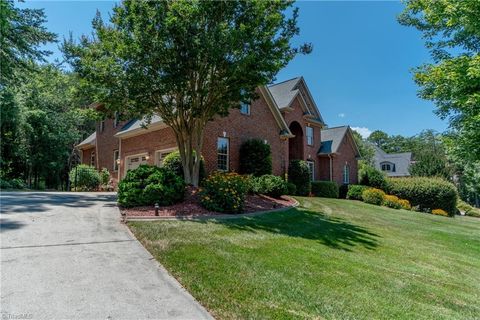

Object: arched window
[380,162,396,172]
[343,164,350,184]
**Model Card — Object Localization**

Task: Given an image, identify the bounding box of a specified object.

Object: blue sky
[20,0,448,138]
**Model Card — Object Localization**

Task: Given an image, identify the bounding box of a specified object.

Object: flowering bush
[362,188,386,206]
[346,185,369,200]
[432,208,449,217]
[398,199,412,210]
[383,195,402,209]
[199,172,249,213]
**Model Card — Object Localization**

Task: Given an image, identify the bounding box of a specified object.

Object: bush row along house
[77,77,360,186]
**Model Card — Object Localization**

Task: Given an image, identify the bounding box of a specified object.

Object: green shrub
[398,199,412,210]
[0,178,12,189]
[359,164,389,190]
[162,150,206,183]
[1,178,27,189]
[339,184,349,199]
[69,164,101,191]
[118,165,185,207]
[362,188,386,206]
[100,168,110,186]
[387,177,457,216]
[383,195,402,209]
[286,182,297,196]
[199,172,249,213]
[432,208,449,217]
[239,139,272,177]
[457,200,480,217]
[347,185,369,200]
[311,181,339,198]
[251,175,287,198]
[288,160,311,196]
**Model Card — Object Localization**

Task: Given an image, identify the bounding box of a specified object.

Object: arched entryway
[289,121,304,161]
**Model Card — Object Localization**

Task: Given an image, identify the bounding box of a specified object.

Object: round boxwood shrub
[311,181,339,198]
[286,182,297,196]
[199,172,249,213]
[362,188,386,206]
[288,160,311,196]
[251,175,287,198]
[239,139,272,177]
[69,164,101,191]
[359,163,389,190]
[118,165,185,207]
[347,185,369,200]
[162,150,206,183]
[387,177,457,216]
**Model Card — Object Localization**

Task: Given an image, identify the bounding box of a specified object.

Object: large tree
[64,0,310,186]
[398,0,480,162]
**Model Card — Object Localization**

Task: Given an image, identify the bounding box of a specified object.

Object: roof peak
[268,77,302,88]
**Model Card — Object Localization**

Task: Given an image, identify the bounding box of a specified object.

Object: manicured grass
[128,198,480,319]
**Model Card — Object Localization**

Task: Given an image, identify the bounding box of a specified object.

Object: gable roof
[373,145,412,177]
[318,126,360,156]
[267,76,325,124]
[76,132,96,150]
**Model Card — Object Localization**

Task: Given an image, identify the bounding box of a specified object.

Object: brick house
[76,77,360,186]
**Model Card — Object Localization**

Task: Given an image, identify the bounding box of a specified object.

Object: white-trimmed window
[90,151,95,167]
[240,102,250,115]
[306,126,314,146]
[113,150,119,171]
[155,148,177,167]
[306,160,315,181]
[343,164,350,184]
[113,112,119,128]
[217,137,229,171]
[100,120,105,132]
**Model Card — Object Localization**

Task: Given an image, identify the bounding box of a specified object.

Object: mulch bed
[121,187,296,218]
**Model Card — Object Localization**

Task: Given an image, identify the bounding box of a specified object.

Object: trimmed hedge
[251,175,287,198]
[311,181,339,198]
[69,164,101,191]
[359,164,389,190]
[347,185,369,200]
[239,139,272,177]
[288,160,311,196]
[387,177,457,216]
[118,165,185,207]
[162,150,206,183]
[362,188,386,206]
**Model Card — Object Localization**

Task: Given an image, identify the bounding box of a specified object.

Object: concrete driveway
[0,192,212,320]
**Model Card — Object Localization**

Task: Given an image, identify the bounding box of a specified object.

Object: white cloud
[351,127,372,139]
[338,113,346,118]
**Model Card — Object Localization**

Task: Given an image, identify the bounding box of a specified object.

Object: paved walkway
[0,192,212,320]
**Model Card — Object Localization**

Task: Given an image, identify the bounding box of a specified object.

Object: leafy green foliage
[362,188,386,206]
[352,130,375,165]
[64,0,310,186]
[239,139,272,177]
[100,168,110,186]
[388,177,458,216]
[162,151,206,183]
[383,195,402,210]
[358,163,389,191]
[347,185,369,201]
[399,1,480,162]
[69,164,101,191]
[288,160,311,196]
[118,165,185,207]
[199,172,249,213]
[286,182,297,196]
[311,181,339,198]
[251,175,287,199]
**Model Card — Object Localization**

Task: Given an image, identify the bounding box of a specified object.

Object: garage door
[126,154,148,173]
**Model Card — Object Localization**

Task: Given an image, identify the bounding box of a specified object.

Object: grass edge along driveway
[128,197,480,320]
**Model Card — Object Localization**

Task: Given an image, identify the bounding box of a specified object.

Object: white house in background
[373,146,412,177]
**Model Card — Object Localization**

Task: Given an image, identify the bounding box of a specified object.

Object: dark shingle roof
[76,132,96,149]
[267,77,302,109]
[318,126,349,154]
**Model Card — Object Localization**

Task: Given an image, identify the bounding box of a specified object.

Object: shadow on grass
[199,208,379,251]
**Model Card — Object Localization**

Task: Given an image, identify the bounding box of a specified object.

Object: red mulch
[122,186,296,218]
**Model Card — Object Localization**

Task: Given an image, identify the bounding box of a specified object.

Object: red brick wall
[202,91,288,176]
[81,147,95,166]
[328,133,359,185]
[282,96,323,180]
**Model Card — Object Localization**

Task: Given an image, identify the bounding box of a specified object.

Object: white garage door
[126,154,148,173]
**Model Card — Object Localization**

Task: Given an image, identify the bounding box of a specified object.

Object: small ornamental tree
[239,139,272,177]
[64,0,311,186]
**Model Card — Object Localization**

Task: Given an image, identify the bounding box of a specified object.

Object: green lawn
[128,198,480,320]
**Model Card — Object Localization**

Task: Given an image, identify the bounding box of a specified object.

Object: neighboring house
[373,146,412,177]
[76,77,360,186]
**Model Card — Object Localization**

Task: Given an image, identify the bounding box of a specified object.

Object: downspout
[118,137,122,182]
[328,154,333,182]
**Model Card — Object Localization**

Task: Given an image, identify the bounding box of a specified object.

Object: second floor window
[240,102,250,115]
[306,126,314,146]
[217,137,229,171]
